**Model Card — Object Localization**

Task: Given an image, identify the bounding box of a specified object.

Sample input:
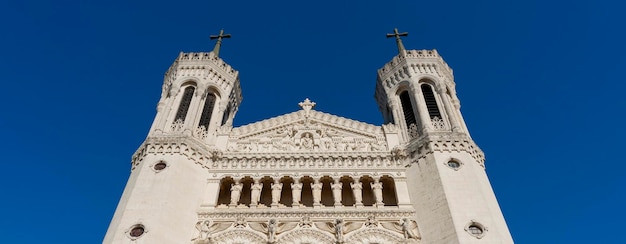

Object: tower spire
[210,29,231,57]
[386,28,408,54]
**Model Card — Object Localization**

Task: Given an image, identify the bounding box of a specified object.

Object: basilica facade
[104,31,513,244]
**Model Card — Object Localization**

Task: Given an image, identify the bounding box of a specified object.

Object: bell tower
[375,29,513,243]
[104,30,242,243]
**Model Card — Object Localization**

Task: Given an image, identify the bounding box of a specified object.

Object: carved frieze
[193,210,419,244]
[228,109,388,153]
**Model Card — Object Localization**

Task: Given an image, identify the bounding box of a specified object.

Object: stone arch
[280,176,294,207]
[211,229,266,244]
[319,176,334,207]
[345,228,405,244]
[259,176,274,207]
[340,175,355,206]
[277,228,335,244]
[216,177,234,206]
[238,176,254,206]
[299,176,314,207]
[360,175,376,206]
[380,175,398,206]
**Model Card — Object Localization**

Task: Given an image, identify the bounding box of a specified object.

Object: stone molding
[198,208,415,220]
[408,133,485,166]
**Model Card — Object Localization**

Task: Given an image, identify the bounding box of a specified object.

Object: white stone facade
[104,50,513,243]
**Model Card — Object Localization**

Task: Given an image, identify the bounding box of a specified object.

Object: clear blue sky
[1,0,624,243]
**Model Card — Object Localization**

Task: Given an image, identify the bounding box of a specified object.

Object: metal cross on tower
[386,28,408,54]
[210,29,231,57]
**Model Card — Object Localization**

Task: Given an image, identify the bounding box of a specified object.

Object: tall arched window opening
[340,176,355,206]
[280,177,294,207]
[320,176,334,207]
[360,176,376,206]
[238,177,253,206]
[421,84,441,119]
[380,176,398,206]
[216,177,234,206]
[198,93,217,128]
[259,177,273,207]
[174,86,195,122]
[300,176,314,207]
[399,91,417,127]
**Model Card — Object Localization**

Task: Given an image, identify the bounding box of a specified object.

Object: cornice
[198,207,415,219]
[407,132,485,166]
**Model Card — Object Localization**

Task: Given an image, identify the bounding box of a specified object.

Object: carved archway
[277,229,335,244]
[345,228,405,244]
[211,229,266,244]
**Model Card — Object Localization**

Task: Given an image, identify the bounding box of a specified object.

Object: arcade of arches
[216,175,398,208]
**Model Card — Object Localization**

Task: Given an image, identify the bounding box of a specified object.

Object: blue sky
[1,0,625,243]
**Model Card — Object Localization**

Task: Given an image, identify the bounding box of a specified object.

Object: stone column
[413,85,431,132]
[250,179,262,207]
[331,178,343,207]
[351,180,363,207]
[271,180,282,207]
[371,179,384,207]
[291,179,303,207]
[438,86,461,132]
[311,179,323,208]
[230,181,242,207]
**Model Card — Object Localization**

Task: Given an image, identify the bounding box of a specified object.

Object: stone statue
[192,220,212,241]
[311,181,323,204]
[268,219,277,243]
[400,218,421,240]
[271,182,283,204]
[371,181,383,205]
[351,181,363,204]
[250,181,262,206]
[230,182,243,205]
[291,182,303,205]
[331,181,343,206]
[334,218,344,242]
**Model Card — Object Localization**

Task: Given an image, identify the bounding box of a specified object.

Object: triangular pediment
[227,110,388,153]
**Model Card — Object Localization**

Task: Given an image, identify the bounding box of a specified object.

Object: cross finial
[386,28,408,54]
[299,98,316,112]
[210,29,231,57]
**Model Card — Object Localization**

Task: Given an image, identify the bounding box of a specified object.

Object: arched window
[174,86,195,122]
[399,91,416,127]
[360,176,376,206]
[340,176,355,206]
[280,177,294,207]
[216,177,234,206]
[198,93,217,128]
[380,176,398,206]
[421,84,441,119]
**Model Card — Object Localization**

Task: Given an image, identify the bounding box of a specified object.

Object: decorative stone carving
[408,123,419,138]
[331,180,343,206]
[171,119,184,132]
[430,116,447,131]
[227,109,388,154]
[271,181,283,206]
[364,216,378,228]
[230,182,243,206]
[351,181,363,205]
[371,180,383,205]
[194,126,208,139]
[291,181,302,206]
[311,181,323,206]
[250,180,262,206]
